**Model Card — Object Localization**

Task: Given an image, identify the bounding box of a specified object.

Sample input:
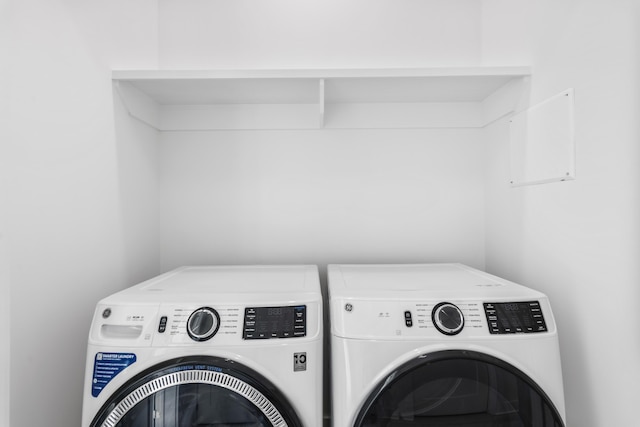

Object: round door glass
[114,382,271,426]
[355,350,564,427]
[90,357,301,427]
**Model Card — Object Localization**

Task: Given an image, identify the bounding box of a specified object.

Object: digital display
[243,305,306,339]
[267,307,283,316]
[484,301,547,334]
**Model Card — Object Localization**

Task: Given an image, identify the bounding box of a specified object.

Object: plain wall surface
[155,0,488,274]
[483,1,640,425]
[160,129,486,271]
[1,0,10,424]
[158,0,482,69]
[6,1,159,426]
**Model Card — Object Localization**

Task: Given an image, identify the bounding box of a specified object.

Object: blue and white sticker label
[91,352,137,397]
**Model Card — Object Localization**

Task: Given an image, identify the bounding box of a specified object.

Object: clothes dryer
[329,263,565,427]
[82,265,322,427]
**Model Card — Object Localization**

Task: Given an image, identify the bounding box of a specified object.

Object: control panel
[483,301,547,334]
[333,297,554,339]
[160,306,242,341]
[93,302,318,347]
[243,305,306,339]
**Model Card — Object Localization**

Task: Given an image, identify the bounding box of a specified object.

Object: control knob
[432,302,464,336]
[187,307,220,341]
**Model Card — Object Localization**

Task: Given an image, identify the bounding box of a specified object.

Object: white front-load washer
[82,265,323,427]
[328,263,565,427]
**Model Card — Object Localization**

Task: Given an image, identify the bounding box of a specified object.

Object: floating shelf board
[112,66,531,80]
[112,67,531,131]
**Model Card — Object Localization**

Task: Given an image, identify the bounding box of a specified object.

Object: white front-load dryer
[328,263,565,427]
[82,265,323,427]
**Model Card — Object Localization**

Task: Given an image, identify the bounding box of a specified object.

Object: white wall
[160,129,486,271]
[483,1,640,425]
[158,0,482,69]
[1,0,11,424]
[156,0,488,269]
[7,1,159,426]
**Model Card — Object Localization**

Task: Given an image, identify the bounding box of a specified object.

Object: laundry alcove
[112,66,531,272]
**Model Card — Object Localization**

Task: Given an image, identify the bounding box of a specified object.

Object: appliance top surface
[104,265,321,303]
[328,263,544,300]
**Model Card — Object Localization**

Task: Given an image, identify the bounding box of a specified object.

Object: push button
[404,311,413,327]
[158,316,168,333]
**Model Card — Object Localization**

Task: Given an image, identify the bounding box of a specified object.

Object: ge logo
[345,303,353,312]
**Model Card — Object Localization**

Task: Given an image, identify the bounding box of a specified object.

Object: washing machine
[82,265,323,427]
[328,263,565,427]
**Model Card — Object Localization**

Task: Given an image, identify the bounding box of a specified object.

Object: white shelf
[113,67,531,131]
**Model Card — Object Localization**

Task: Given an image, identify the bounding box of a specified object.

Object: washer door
[354,350,564,427]
[90,356,302,427]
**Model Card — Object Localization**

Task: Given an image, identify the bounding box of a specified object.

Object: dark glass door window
[114,382,272,426]
[90,356,301,427]
[356,351,564,427]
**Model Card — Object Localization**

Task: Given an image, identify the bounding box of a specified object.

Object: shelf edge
[112,66,532,81]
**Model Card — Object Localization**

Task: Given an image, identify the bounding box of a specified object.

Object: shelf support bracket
[113,80,162,131]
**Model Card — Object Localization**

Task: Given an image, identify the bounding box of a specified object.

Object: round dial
[432,302,464,336]
[187,307,220,341]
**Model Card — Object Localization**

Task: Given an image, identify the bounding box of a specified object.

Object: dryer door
[90,356,302,427]
[354,350,564,427]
